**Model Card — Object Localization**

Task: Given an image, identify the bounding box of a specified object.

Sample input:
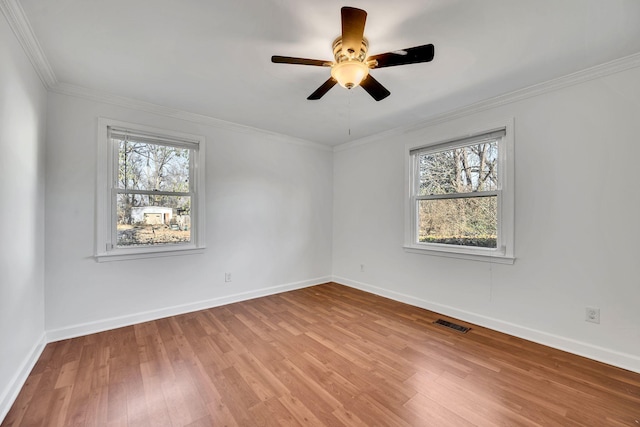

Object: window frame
[404,119,515,264]
[96,118,206,262]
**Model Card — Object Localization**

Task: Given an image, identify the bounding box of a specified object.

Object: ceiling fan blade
[369,44,435,68]
[360,74,390,101]
[271,56,332,67]
[307,78,338,100]
[341,7,367,55]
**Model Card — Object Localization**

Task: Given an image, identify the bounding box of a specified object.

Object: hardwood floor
[3,282,640,426]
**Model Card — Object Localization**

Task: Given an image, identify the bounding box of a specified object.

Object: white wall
[333,66,640,372]
[0,12,47,420]
[44,93,333,337]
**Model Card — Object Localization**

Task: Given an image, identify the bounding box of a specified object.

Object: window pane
[116,194,191,247]
[418,196,497,248]
[117,140,190,192]
[418,141,498,196]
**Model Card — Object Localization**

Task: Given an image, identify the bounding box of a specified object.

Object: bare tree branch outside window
[416,141,498,248]
[116,139,192,247]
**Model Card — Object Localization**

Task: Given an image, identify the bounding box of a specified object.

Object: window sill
[403,244,515,264]
[95,246,205,262]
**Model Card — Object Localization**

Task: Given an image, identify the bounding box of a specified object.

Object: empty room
[1,0,640,425]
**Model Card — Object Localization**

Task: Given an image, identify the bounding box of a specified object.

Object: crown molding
[50,82,332,152]
[334,52,640,152]
[0,0,57,88]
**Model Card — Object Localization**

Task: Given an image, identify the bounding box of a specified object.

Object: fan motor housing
[333,37,369,63]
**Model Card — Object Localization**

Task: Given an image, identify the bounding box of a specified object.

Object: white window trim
[95,118,206,262]
[403,118,515,264]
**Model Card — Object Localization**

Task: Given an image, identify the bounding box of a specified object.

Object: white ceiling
[17,0,640,146]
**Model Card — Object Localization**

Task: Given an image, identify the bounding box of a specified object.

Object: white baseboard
[333,276,640,374]
[47,276,330,342]
[0,333,46,424]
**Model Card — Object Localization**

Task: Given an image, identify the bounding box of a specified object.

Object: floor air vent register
[434,319,471,333]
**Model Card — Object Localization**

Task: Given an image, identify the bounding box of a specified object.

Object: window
[404,121,514,263]
[96,119,205,261]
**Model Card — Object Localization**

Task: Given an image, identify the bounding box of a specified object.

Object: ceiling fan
[271,6,435,101]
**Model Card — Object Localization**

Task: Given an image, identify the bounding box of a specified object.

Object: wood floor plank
[3,282,640,426]
[249,396,300,427]
[330,405,368,426]
[276,393,329,426]
[407,391,478,426]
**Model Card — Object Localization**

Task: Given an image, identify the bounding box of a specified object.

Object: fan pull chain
[348,91,352,136]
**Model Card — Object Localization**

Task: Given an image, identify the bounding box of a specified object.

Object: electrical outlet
[585,307,600,324]
[224,272,232,283]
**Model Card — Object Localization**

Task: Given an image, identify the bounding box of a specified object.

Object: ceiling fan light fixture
[271,7,435,100]
[331,60,369,89]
